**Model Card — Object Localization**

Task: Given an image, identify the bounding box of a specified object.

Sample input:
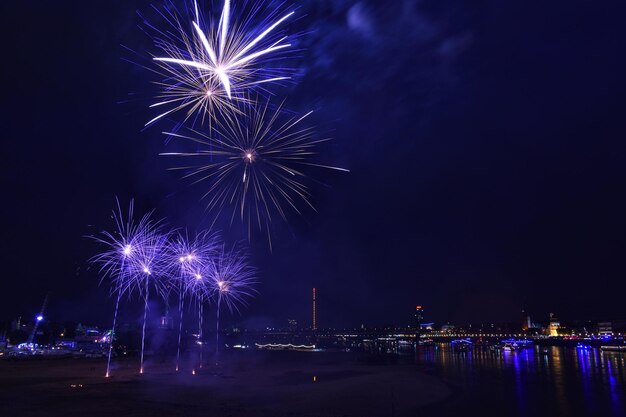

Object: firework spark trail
[161,99,349,246]
[140,277,149,374]
[206,243,257,362]
[166,230,219,371]
[198,301,204,368]
[215,295,222,364]
[144,0,297,128]
[131,225,170,374]
[89,199,164,377]
[106,291,122,377]
[176,280,183,372]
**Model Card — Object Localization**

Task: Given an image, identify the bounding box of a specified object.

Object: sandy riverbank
[0,351,451,417]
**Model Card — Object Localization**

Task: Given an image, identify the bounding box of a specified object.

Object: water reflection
[416,345,626,417]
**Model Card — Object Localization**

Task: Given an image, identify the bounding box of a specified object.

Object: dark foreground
[0,350,449,417]
[2,346,625,417]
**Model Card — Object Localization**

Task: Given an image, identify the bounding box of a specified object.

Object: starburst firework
[145,0,297,128]
[208,243,257,312]
[89,199,167,376]
[161,100,348,242]
[207,242,256,359]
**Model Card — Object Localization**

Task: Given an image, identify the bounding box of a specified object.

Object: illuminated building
[420,322,434,331]
[414,305,424,329]
[74,325,103,343]
[598,321,613,336]
[521,309,531,331]
[441,323,455,333]
[312,288,317,330]
[549,313,560,337]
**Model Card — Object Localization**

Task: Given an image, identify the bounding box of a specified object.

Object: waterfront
[1,345,624,417]
[417,345,626,417]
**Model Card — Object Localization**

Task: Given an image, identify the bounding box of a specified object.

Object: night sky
[2,0,626,329]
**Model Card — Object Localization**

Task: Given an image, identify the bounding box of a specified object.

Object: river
[414,345,625,417]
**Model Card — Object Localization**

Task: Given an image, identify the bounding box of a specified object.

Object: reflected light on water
[416,344,625,417]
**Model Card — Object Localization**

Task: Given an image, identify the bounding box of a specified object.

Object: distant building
[612,320,626,336]
[420,322,434,331]
[10,317,21,332]
[75,325,102,343]
[288,319,298,332]
[548,313,560,337]
[414,306,424,329]
[598,321,613,336]
[521,309,531,331]
[569,320,595,336]
[441,323,455,333]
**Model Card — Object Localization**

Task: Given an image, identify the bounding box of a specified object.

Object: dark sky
[2,0,626,329]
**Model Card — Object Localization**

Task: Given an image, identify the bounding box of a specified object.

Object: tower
[312,288,317,330]
[549,313,560,337]
[414,305,424,329]
[521,309,531,331]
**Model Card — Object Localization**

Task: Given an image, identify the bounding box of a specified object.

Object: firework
[206,243,257,360]
[208,243,257,313]
[91,200,260,372]
[145,0,297,128]
[166,230,219,371]
[90,200,158,297]
[89,199,165,377]
[162,100,348,245]
[131,226,170,374]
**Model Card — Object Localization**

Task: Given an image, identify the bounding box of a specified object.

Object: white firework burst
[146,0,297,128]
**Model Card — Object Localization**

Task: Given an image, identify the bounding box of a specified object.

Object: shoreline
[0,350,451,417]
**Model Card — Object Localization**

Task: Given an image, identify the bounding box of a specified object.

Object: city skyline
[3,292,624,332]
